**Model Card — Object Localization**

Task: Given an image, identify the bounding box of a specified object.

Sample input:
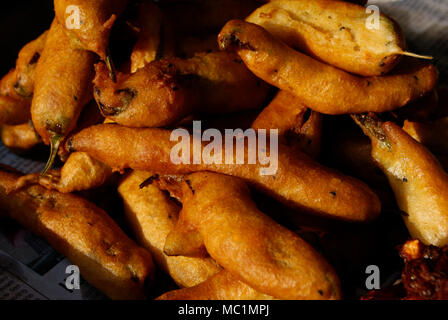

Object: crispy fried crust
[93,60,195,127]
[1,122,41,150]
[218,20,438,115]
[0,169,155,300]
[54,0,128,59]
[13,31,48,98]
[13,152,112,193]
[0,31,46,99]
[67,124,380,221]
[159,172,341,300]
[118,170,222,287]
[157,270,274,300]
[247,0,405,76]
[93,52,271,127]
[251,90,322,158]
[353,114,448,246]
[32,19,94,145]
[0,30,47,125]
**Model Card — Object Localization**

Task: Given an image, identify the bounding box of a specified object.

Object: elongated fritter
[67,124,380,222]
[218,20,438,115]
[93,60,193,127]
[157,270,274,300]
[0,30,47,99]
[93,51,271,127]
[32,20,95,173]
[118,170,222,287]
[247,0,413,76]
[158,172,341,300]
[32,20,94,145]
[13,31,48,98]
[0,32,47,125]
[353,114,448,246]
[0,168,154,300]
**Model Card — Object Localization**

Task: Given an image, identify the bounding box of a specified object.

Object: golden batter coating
[328,129,387,187]
[353,114,448,246]
[157,270,274,300]
[158,172,342,300]
[218,20,438,115]
[0,169,155,300]
[32,19,95,174]
[93,60,194,127]
[118,170,222,288]
[93,51,271,127]
[247,0,409,76]
[1,122,41,151]
[13,31,48,98]
[0,69,20,99]
[67,124,381,222]
[13,152,112,193]
[0,30,47,125]
[32,19,94,145]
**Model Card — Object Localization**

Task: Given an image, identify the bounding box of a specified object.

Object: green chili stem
[41,134,62,176]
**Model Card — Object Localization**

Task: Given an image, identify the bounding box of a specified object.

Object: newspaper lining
[0,160,105,299]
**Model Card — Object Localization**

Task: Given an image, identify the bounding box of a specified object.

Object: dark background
[0,1,53,76]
